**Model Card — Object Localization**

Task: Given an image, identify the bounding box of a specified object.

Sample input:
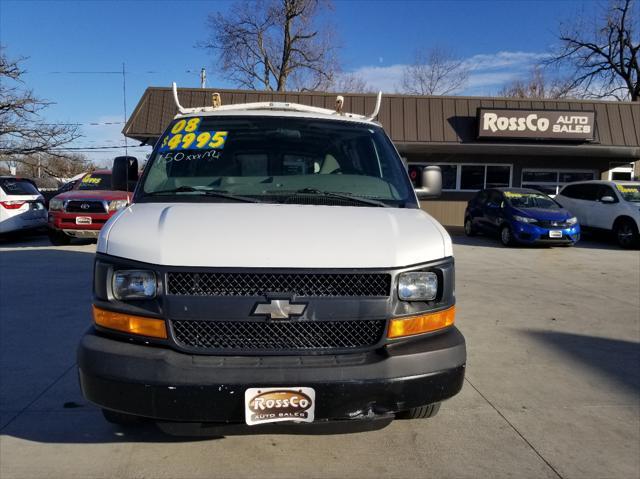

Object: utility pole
[200,68,206,89]
[122,62,128,156]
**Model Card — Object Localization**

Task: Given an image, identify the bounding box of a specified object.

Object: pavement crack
[464,376,564,479]
[0,362,76,433]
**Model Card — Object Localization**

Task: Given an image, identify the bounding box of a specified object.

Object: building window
[485,165,511,188]
[608,162,635,181]
[460,165,484,190]
[440,164,458,190]
[408,163,513,191]
[521,169,596,196]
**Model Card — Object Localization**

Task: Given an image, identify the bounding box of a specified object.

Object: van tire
[500,225,514,247]
[397,402,441,419]
[47,229,72,246]
[613,218,639,249]
[464,218,476,236]
[101,409,145,426]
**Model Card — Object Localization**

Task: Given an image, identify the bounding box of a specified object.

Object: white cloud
[463,51,550,70]
[349,64,405,93]
[349,50,549,95]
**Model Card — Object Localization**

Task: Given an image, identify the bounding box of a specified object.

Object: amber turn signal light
[92,305,167,339]
[387,306,455,339]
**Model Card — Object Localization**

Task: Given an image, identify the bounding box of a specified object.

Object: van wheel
[101,409,145,426]
[47,229,71,246]
[397,402,441,419]
[613,219,639,249]
[500,225,514,246]
[464,218,476,236]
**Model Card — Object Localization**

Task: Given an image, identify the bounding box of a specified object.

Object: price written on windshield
[160,118,228,151]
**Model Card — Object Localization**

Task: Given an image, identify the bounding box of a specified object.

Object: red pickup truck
[47,168,134,245]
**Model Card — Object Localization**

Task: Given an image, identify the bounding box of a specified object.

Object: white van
[77,87,466,428]
[556,180,640,248]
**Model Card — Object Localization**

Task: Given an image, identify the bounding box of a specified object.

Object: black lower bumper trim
[79,366,465,422]
[78,326,466,423]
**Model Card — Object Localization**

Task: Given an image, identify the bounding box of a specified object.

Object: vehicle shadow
[0,248,392,444]
[0,229,94,248]
[523,330,640,395]
[446,227,624,251]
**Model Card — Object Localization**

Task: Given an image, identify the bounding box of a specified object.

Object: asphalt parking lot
[0,231,638,479]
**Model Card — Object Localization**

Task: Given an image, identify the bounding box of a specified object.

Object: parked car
[556,180,640,248]
[0,177,47,235]
[464,187,580,246]
[77,88,466,429]
[47,164,136,245]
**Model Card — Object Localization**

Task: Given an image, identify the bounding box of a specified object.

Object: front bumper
[48,211,113,233]
[78,327,466,423]
[511,222,580,244]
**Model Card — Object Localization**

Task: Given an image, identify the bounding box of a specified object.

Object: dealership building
[124,87,640,226]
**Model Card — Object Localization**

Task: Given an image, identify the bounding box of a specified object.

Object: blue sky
[0,0,598,165]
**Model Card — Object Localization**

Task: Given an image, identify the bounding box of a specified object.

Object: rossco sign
[477,108,595,141]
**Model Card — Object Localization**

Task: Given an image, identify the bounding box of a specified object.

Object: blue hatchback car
[464,188,580,246]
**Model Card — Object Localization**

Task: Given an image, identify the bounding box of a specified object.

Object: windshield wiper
[145,186,261,203]
[270,188,390,208]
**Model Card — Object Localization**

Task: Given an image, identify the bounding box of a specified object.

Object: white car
[0,177,47,234]
[556,180,640,248]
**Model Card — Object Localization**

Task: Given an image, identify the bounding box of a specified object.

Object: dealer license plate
[76,216,92,225]
[245,387,315,426]
[549,230,562,238]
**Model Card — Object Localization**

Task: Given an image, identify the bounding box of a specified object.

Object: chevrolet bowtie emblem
[252,299,306,320]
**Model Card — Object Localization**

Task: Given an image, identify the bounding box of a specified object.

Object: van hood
[99,202,452,268]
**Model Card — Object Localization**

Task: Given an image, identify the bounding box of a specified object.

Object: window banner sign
[477,108,595,141]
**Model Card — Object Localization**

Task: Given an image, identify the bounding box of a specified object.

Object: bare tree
[322,72,372,93]
[400,47,470,95]
[547,0,639,101]
[201,0,338,91]
[16,152,94,181]
[499,66,577,99]
[0,46,83,176]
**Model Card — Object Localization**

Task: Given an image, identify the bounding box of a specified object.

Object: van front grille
[167,272,391,297]
[171,319,386,352]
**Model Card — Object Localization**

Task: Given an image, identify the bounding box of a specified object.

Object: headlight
[398,271,438,301]
[112,270,157,300]
[49,198,64,211]
[566,216,578,225]
[513,215,537,224]
[108,199,129,212]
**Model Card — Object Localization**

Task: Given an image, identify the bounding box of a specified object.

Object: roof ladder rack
[171,82,382,121]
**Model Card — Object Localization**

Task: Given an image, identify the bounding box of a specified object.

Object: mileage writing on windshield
[161,149,221,163]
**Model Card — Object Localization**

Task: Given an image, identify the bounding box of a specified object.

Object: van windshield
[139,116,414,207]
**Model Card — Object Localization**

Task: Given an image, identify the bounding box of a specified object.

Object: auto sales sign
[477,108,595,141]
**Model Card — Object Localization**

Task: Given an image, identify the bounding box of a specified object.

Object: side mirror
[600,195,615,204]
[415,166,442,199]
[112,156,139,192]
